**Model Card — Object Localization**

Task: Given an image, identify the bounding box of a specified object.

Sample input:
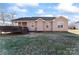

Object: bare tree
[0,6,16,26]
[0,7,5,25]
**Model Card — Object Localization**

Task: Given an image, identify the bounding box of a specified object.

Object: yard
[68,30,79,34]
[0,30,79,55]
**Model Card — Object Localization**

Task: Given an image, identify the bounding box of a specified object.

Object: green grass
[0,32,79,55]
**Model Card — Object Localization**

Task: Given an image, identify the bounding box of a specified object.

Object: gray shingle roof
[12,17,56,21]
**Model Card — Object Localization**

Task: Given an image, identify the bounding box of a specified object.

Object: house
[75,21,79,29]
[12,16,68,32]
[69,21,79,29]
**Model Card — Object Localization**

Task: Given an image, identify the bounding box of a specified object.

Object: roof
[12,17,56,21]
[75,21,79,23]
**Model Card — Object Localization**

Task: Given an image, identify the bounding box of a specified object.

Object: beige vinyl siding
[44,21,51,31]
[35,18,45,31]
[27,20,36,31]
[53,17,68,31]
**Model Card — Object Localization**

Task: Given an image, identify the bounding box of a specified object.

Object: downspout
[43,20,45,31]
[51,21,53,31]
[35,21,37,31]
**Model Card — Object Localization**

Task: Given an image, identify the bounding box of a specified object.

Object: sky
[0,3,79,23]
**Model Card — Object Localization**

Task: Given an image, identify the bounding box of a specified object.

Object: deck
[0,26,29,34]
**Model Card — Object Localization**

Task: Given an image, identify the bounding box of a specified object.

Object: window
[58,25,63,28]
[61,25,63,28]
[58,25,60,28]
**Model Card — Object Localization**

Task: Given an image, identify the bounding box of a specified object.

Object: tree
[0,8,15,25]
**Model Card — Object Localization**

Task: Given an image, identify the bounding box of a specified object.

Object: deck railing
[0,26,29,34]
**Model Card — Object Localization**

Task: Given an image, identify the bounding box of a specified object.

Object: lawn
[0,31,79,55]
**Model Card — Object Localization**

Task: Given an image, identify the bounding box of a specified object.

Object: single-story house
[75,21,79,29]
[12,16,68,32]
[68,21,79,29]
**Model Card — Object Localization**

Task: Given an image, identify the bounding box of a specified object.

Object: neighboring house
[69,21,79,29]
[68,22,76,29]
[12,16,68,31]
[75,21,79,29]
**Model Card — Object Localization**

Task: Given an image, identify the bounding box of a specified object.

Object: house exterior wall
[53,17,68,31]
[27,20,36,31]
[44,20,51,31]
[35,18,44,31]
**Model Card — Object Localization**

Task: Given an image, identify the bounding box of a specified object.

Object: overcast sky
[0,3,79,23]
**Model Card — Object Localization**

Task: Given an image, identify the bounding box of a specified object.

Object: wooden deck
[0,26,29,34]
